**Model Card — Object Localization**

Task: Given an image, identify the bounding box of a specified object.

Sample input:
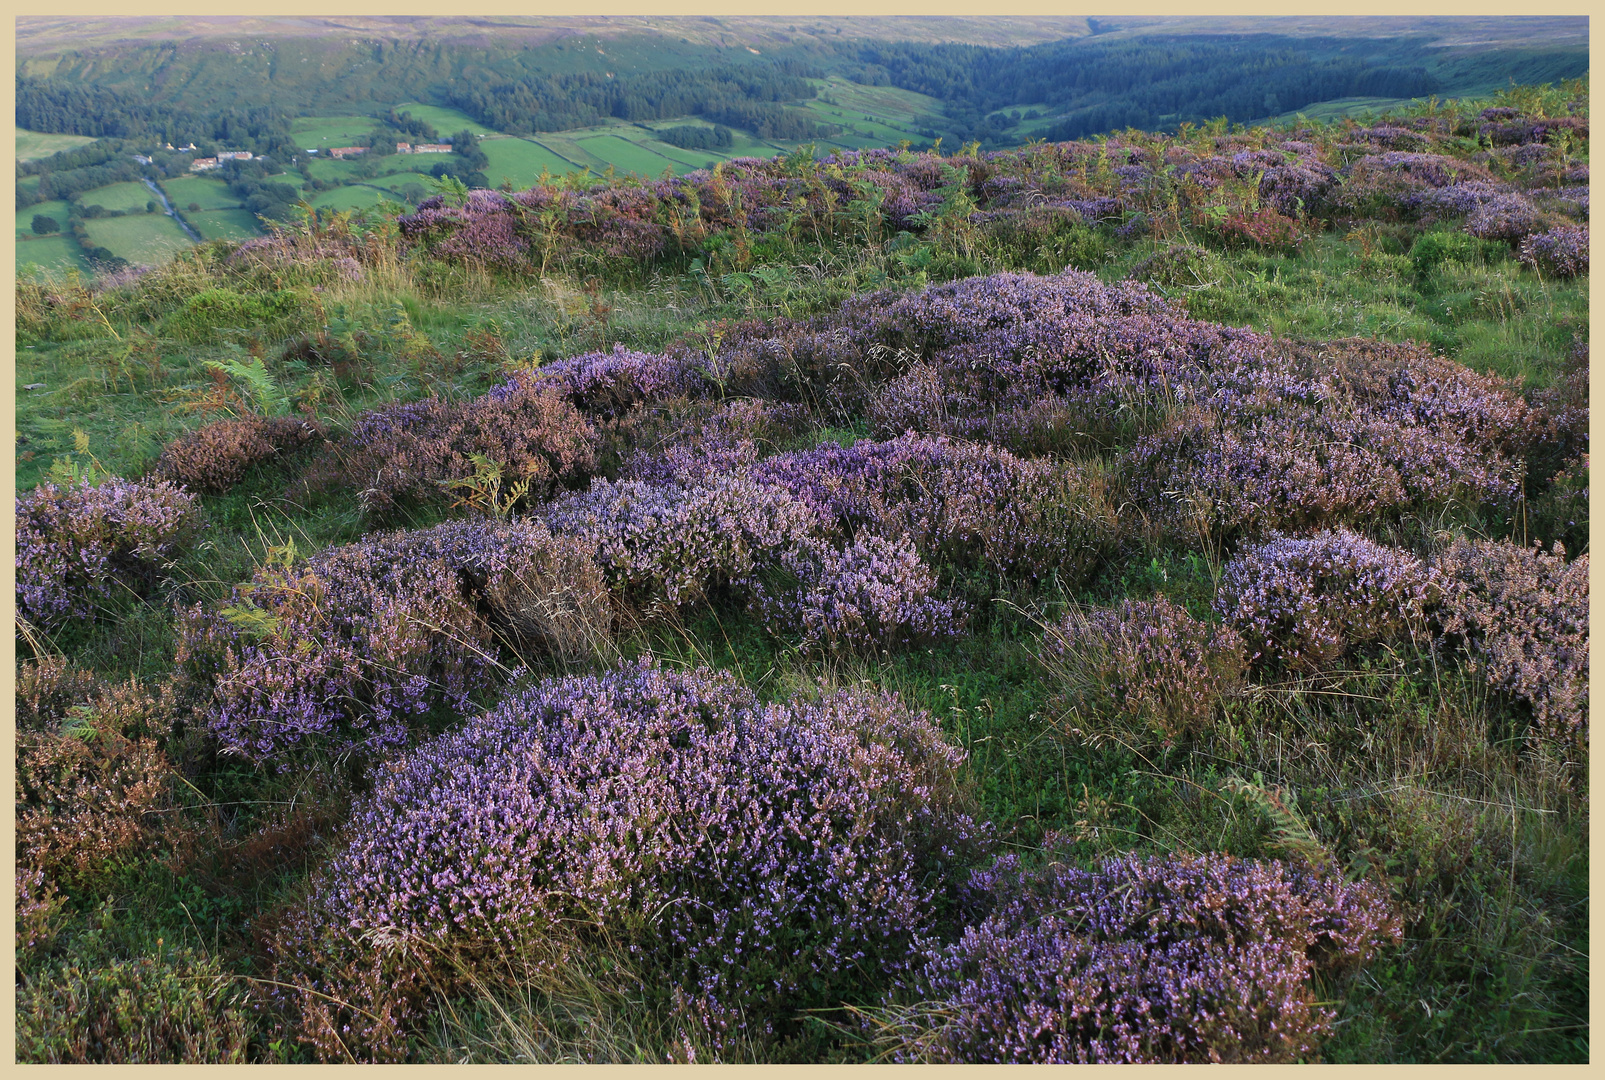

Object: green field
[291,115,380,150]
[81,214,196,264]
[16,200,75,237]
[310,184,391,212]
[481,137,579,186]
[1271,96,1419,123]
[188,208,263,242]
[16,126,98,162]
[576,135,680,178]
[306,157,364,182]
[161,175,241,211]
[392,102,498,136]
[15,233,89,275]
[77,180,159,214]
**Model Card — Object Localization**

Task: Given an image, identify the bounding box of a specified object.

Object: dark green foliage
[32,213,61,234]
[656,124,734,150]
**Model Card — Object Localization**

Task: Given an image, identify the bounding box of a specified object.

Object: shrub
[271,662,986,1061]
[327,376,597,518]
[17,945,254,1063]
[154,415,324,494]
[749,535,966,655]
[544,474,820,613]
[1464,194,1545,242]
[1517,226,1589,278]
[879,850,1401,1063]
[16,673,183,893]
[1436,537,1588,752]
[1125,337,1530,543]
[1041,596,1246,749]
[158,286,312,342]
[750,434,1121,591]
[177,518,610,761]
[16,477,203,629]
[1128,244,1223,289]
[1215,530,1442,671]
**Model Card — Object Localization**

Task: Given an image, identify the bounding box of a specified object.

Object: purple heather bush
[543,474,820,612]
[1436,537,1589,752]
[154,415,325,494]
[1518,226,1590,277]
[884,850,1401,1064]
[1041,596,1247,749]
[326,375,597,517]
[748,535,965,655]
[1464,193,1546,242]
[750,433,1120,590]
[1215,530,1442,671]
[1125,337,1531,541]
[273,662,987,1061]
[177,518,609,761]
[16,477,203,628]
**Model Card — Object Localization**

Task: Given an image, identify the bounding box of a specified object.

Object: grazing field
[16,200,75,237]
[76,181,158,214]
[392,101,497,136]
[480,137,579,185]
[161,175,242,211]
[14,233,88,275]
[15,125,97,161]
[290,114,380,150]
[309,184,394,212]
[79,213,195,263]
[575,134,681,177]
[187,208,262,241]
[305,157,364,183]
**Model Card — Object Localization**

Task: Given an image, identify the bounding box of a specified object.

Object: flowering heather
[750,434,1120,589]
[1518,226,1589,277]
[397,190,532,269]
[155,415,324,494]
[527,345,706,418]
[16,477,203,628]
[329,376,597,517]
[1436,537,1588,751]
[1125,337,1530,540]
[275,662,985,1060]
[543,474,820,611]
[749,535,965,655]
[178,518,609,761]
[1041,597,1247,748]
[622,398,814,485]
[1464,193,1546,242]
[886,850,1401,1063]
[1215,530,1442,670]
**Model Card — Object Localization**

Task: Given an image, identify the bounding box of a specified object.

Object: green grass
[80,214,196,265]
[305,157,363,183]
[290,114,380,149]
[187,208,263,242]
[574,135,680,178]
[15,233,90,276]
[161,175,241,211]
[17,200,75,237]
[481,137,581,186]
[309,184,392,212]
[78,180,160,214]
[16,125,98,161]
[392,102,498,136]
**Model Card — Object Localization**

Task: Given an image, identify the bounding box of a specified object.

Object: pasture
[15,125,97,161]
[77,181,157,214]
[161,175,242,211]
[80,213,196,264]
[187,208,263,242]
